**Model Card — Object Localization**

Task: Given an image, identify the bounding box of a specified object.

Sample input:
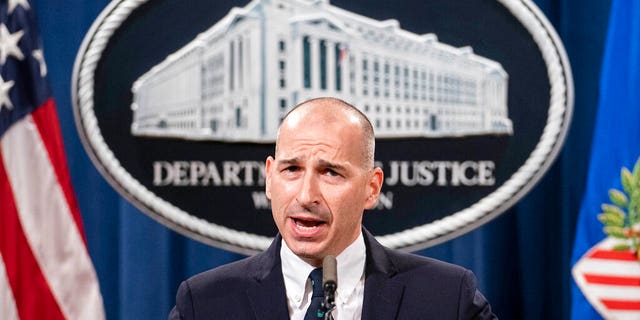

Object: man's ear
[265,156,275,199]
[364,167,383,210]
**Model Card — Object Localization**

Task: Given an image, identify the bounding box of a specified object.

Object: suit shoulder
[374,249,496,319]
[385,247,471,280]
[185,253,263,292]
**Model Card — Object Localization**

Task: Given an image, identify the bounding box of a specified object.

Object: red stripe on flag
[588,249,637,261]
[584,273,640,286]
[0,148,66,320]
[30,99,87,245]
[600,299,640,310]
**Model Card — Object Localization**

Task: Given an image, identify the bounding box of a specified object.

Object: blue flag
[570,0,640,319]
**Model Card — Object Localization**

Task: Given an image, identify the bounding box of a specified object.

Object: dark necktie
[304,268,325,320]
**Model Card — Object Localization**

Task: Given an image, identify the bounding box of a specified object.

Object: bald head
[276,97,375,169]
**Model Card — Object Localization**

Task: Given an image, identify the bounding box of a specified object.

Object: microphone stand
[322,281,336,320]
[322,255,337,320]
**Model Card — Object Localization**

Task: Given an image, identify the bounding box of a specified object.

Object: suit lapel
[361,229,405,320]
[246,235,290,320]
[245,230,406,319]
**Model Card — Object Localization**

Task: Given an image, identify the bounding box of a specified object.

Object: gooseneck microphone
[322,255,337,320]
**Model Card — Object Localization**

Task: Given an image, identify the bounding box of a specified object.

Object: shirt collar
[280,232,366,309]
[334,232,366,304]
[281,239,316,309]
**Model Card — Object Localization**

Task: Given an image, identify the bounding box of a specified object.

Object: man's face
[265,105,382,266]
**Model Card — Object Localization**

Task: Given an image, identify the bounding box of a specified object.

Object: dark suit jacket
[169,229,496,319]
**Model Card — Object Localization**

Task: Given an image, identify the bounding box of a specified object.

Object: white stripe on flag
[1,115,104,320]
[608,310,640,320]
[577,259,640,276]
[580,284,640,300]
[0,253,19,320]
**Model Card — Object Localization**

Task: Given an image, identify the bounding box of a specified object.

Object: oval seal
[73,0,573,254]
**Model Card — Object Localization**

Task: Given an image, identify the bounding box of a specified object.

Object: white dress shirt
[281,233,366,320]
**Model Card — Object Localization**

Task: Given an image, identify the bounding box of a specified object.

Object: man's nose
[296,171,320,208]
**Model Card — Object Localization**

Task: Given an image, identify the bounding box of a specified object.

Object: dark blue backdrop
[33,0,612,319]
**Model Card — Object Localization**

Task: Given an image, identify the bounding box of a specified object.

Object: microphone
[322,255,337,320]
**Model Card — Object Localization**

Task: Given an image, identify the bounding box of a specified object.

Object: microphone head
[322,255,337,288]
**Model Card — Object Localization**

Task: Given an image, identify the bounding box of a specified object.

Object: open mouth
[292,217,325,230]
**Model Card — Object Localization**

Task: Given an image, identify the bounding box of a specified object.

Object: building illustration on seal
[130,0,513,142]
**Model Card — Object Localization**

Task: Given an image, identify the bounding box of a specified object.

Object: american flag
[0,0,105,319]
[338,43,348,65]
[573,237,640,319]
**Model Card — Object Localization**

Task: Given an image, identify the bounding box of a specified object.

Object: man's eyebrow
[317,159,346,171]
[276,157,300,165]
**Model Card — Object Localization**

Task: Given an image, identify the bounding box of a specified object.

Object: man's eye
[284,166,299,172]
[324,169,340,177]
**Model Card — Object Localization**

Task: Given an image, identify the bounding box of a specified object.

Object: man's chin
[287,241,326,264]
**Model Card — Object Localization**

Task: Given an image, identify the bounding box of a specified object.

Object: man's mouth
[292,217,325,231]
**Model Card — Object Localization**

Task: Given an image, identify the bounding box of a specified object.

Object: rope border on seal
[72,0,573,253]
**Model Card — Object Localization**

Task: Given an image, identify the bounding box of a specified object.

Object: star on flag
[32,48,47,76]
[0,75,14,111]
[0,23,24,65]
[7,0,30,14]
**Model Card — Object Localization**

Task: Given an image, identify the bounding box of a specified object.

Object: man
[169,98,496,319]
